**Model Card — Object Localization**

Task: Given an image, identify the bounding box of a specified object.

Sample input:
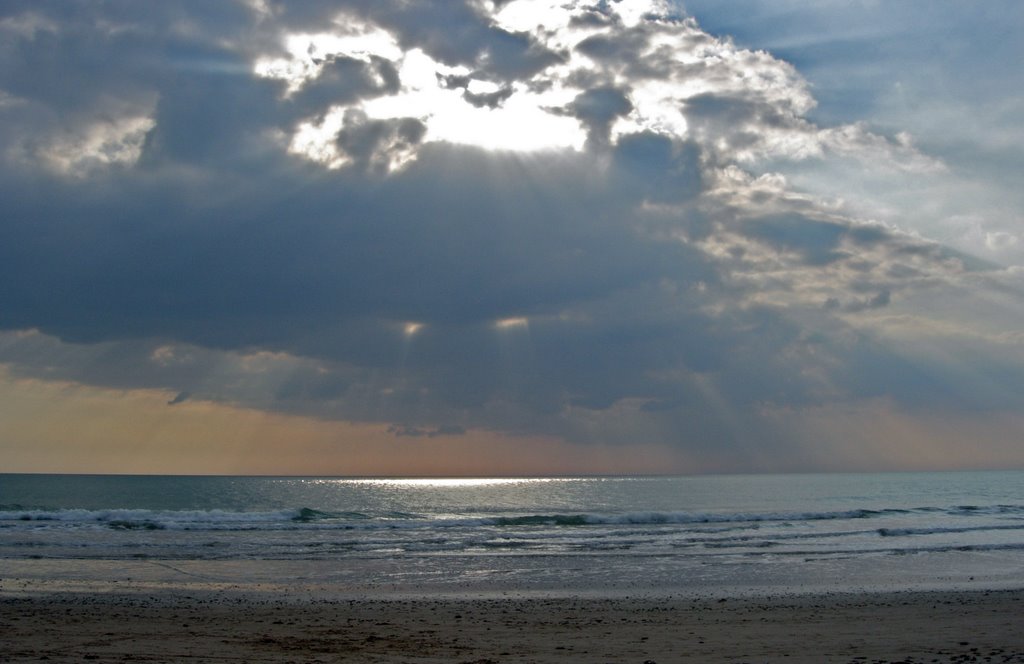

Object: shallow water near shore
[2,471,1023,593]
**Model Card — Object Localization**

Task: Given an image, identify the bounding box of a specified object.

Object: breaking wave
[4,503,1023,533]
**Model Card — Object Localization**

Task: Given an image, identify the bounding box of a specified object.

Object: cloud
[681,0,1024,266]
[334,109,426,173]
[387,424,467,438]
[167,391,190,406]
[986,231,1019,252]
[0,0,1021,468]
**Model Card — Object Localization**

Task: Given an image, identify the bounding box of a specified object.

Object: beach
[2,574,1023,663]
[2,582,1024,659]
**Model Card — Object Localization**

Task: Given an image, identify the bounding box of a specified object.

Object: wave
[4,503,1024,533]
[292,508,372,523]
[878,523,1024,537]
[488,509,899,527]
[3,508,317,531]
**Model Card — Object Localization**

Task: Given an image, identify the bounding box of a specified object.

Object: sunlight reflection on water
[332,477,567,488]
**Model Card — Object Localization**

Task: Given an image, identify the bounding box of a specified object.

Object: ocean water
[2,472,1023,593]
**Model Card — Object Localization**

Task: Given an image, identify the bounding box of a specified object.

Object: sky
[1,0,1023,476]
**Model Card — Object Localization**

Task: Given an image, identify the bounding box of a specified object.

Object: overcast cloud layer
[1,0,1022,471]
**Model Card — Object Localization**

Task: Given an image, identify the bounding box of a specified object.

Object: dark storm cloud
[0,138,708,350]
[334,110,426,173]
[743,214,849,266]
[1,0,1022,453]
[557,86,634,147]
[167,391,190,406]
[291,55,402,112]
[611,132,703,202]
[462,85,515,109]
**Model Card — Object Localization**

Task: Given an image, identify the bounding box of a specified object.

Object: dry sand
[2,580,1023,663]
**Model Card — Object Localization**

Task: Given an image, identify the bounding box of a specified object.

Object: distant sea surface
[2,472,1023,594]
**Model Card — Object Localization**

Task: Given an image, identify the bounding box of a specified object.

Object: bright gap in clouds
[253,0,803,167]
[255,19,587,162]
[364,49,585,153]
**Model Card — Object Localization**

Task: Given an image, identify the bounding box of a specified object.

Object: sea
[2,471,1023,595]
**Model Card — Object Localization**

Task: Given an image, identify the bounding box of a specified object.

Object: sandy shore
[3,580,1023,663]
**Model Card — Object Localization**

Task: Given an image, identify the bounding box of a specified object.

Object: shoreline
[4,551,1023,599]
[3,569,1023,663]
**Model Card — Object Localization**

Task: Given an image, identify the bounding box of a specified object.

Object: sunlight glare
[363,49,585,152]
[495,317,529,331]
[341,477,559,487]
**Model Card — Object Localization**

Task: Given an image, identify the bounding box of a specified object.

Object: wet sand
[3,581,1023,663]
